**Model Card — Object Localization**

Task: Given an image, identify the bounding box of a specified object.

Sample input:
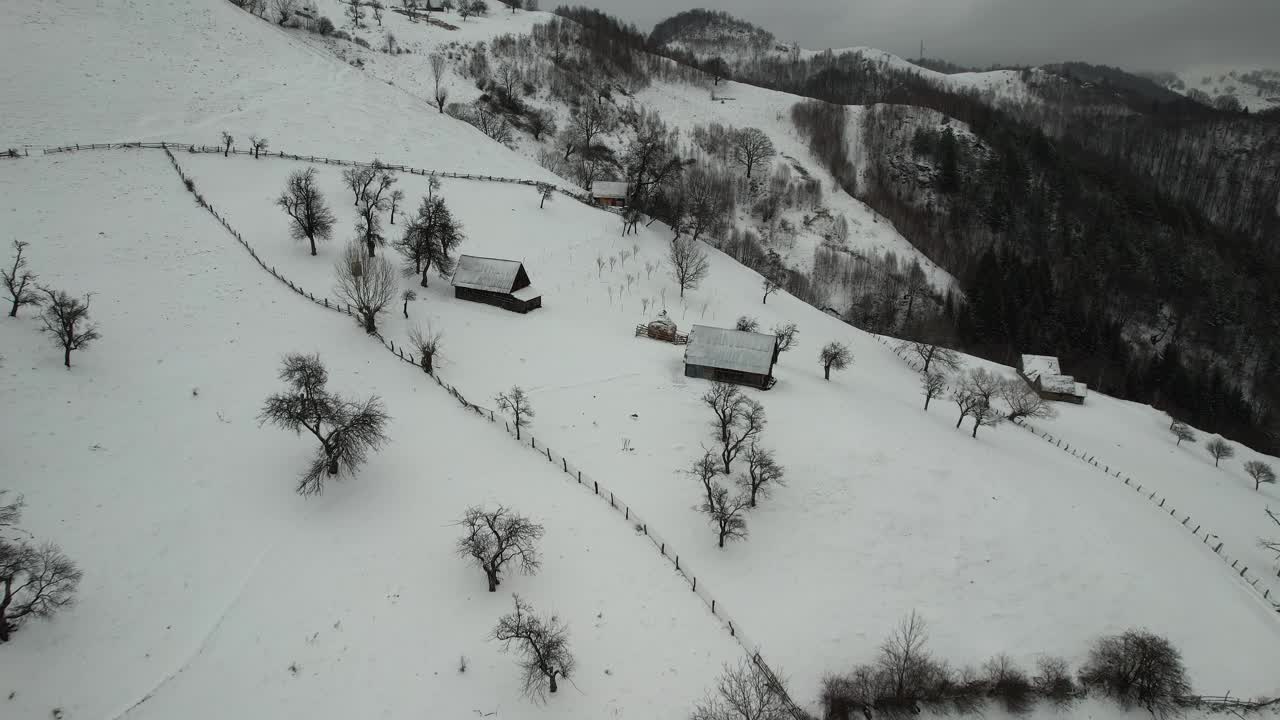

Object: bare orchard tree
[357,168,396,257]
[691,660,792,720]
[921,371,946,411]
[401,289,416,318]
[1244,460,1275,491]
[731,127,776,179]
[0,539,83,643]
[702,484,750,548]
[429,53,449,113]
[221,131,233,157]
[345,0,364,27]
[1000,380,1056,422]
[690,448,721,509]
[456,506,544,592]
[772,322,798,354]
[371,0,384,25]
[703,382,767,474]
[396,194,465,288]
[819,341,851,381]
[1262,508,1280,560]
[1206,437,1235,468]
[388,189,405,225]
[38,287,100,368]
[271,0,297,24]
[497,386,535,440]
[3,240,42,318]
[1170,421,1196,447]
[536,182,555,209]
[878,610,934,703]
[960,368,1004,438]
[407,323,444,375]
[669,236,710,298]
[342,164,381,207]
[335,244,396,333]
[493,595,575,699]
[276,168,337,256]
[259,353,390,496]
[249,135,269,158]
[738,444,784,507]
[899,340,961,374]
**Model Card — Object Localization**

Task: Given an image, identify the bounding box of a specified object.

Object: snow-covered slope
[799,46,1044,106]
[1162,65,1280,112]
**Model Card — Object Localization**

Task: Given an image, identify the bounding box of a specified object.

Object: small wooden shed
[1018,354,1087,404]
[590,181,629,208]
[451,255,542,314]
[684,325,778,390]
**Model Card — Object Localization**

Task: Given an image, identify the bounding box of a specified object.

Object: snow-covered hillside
[798,46,1046,106]
[4,1,1280,718]
[1161,65,1280,112]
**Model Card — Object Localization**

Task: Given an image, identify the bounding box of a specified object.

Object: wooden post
[562,458,568,472]
[625,507,629,520]
[711,600,716,614]
[547,448,552,462]
[593,481,598,495]
[692,577,696,592]
[577,470,581,483]
[660,543,665,556]
[675,556,679,571]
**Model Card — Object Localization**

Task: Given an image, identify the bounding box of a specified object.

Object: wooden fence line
[872,334,1280,615]
[156,146,806,717]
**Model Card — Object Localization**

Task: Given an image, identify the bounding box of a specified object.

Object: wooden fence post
[562,458,568,472]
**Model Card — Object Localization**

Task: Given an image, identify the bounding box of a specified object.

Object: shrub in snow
[1078,630,1189,719]
[456,505,543,592]
[258,353,390,496]
[407,324,443,375]
[691,660,791,720]
[316,15,335,35]
[1033,656,1078,706]
[492,594,574,699]
[735,315,759,333]
[984,654,1034,715]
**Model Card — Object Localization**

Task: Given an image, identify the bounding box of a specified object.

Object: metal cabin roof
[685,325,777,376]
[451,255,524,293]
[591,181,629,199]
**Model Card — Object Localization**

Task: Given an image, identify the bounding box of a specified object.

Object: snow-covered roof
[591,181,628,199]
[451,255,525,293]
[685,325,777,375]
[1020,354,1062,380]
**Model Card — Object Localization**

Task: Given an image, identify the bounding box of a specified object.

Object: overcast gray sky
[580,0,1280,71]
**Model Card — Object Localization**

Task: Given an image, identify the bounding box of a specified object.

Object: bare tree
[703,382,767,474]
[497,386,534,440]
[401,289,416,318]
[561,102,612,161]
[0,540,82,643]
[493,594,575,699]
[527,109,556,141]
[1262,508,1280,559]
[429,54,450,112]
[221,131,233,157]
[772,322,798,354]
[396,195,465,287]
[38,287,100,368]
[335,244,396,333]
[1206,437,1235,468]
[388,189,405,225]
[900,340,961,374]
[458,0,473,20]
[271,0,296,24]
[731,128,776,179]
[535,182,555,209]
[259,353,391,496]
[0,492,22,531]
[1079,630,1189,719]
[1244,460,1276,491]
[819,341,851,380]
[276,168,337,256]
[1000,380,1056,422]
[669,237,710,298]
[678,166,733,244]
[345,0,364,27]
[456,506,544,592]
[878,610,934,703]
[702,484,750,548]
[3,240,41,318]
[959,369,1003,438]
[342,164,381,207]
[407,323,444,375]
[357,168,396,257]
[735,316,759,333]
[371,0,384,25]
[738,444,784,507]
[692,660,792,720]
[249,135,269,158]
[921,371,946,411]
[690,448,720,509]
[1169,421,1196,447]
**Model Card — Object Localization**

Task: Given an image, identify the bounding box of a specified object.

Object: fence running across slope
[873,334,1280,616]
[124,143,808,718]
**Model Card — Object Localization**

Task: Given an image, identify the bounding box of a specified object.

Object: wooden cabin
[684,325,778,390]
[1018,354,1087,404]
[590,181,629,208]
[451,255,542,314]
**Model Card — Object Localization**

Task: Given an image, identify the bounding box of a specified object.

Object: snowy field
[0,151,740,720]
[177,148,1280,706]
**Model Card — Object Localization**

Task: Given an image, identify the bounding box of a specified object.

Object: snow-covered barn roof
[1020,354,1062,380]
[1021,354,1087,398]
[591,181,629,199]
[451,255,526,293]
[685,325,777,375]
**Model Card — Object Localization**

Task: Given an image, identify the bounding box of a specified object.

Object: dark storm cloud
[581,0,1280,71]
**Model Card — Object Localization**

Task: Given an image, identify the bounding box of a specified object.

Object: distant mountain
[648,8,776,59]
[1149,66,1280,113]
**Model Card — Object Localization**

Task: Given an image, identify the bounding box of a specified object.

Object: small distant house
[590,181,629,208]
[684,325,779,390]
[451,255,542,314]
[1018,354,1087,404]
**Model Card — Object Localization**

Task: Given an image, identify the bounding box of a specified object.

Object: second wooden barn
[451,255,542,314]
[683,325,779,389]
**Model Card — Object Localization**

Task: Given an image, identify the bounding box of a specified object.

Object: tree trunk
[403,300,409,318]
[327,457,340,475]
[485,567,498,592]
[390,207,397,225]
[423,354,433,375]
[366,238,376,258]
[63,344,71,368]
[540,196,547,209]
[8,299,17,317]
[548,672,558,693]
[421,261,431,288]
[308,235,317,256]
[824,364,831,380]
[924,395,931,411]
[515,423,521,441]
[972,420,980,438]
[0,578,12,642]
[718,530,726,548]
[956,412,965,428]
[363,313,375,334]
